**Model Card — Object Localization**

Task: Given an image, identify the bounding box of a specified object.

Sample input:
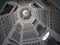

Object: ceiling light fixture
[42,32,50,41]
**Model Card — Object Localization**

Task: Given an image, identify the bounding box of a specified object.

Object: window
[36,24,43,32]
[24,42,40,45]
[33,2,41,8]
[16,28,20,32]
[46,37,60,45]
[16,23,22,32]
[0,4,13,15]
[12,31,20,42]
[13,6,18,12]
[7,44,13,45]
[9,39,18,45]
[23,31,37,39]
[32,19,38,25]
